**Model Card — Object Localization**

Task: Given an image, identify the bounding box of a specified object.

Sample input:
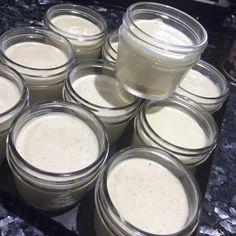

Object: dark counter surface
[0,1,235,235]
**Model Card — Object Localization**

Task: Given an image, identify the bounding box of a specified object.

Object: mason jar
[94,146,201,236]
[44,4,107,62]
[7,101,109,212]
[63,60,141,144]
[116,2,208,99]
[0,63,29,161]
[132,96,218,168]
[175,60,229,113]
[0,27,75,104]
[102,30,119,65]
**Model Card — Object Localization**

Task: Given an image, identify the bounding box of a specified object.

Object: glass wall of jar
[116,2,208,99]
[94,146,201,236]
[102,30,119,65]
[7,101,109,212]
[0,27,75,104]
[175,60,229,113]
[132,96,218,168]
[63,60,141,144]
[0,63,29,162]
[44,4,107,62]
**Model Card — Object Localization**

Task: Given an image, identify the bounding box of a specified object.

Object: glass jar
[116,2,208,99]
[132,96,218,168]
[102,30,119,65]
[7,101,109,212]
[44,4,107,62]
[0,27,75,104]
[94,146,201,236]
[63,60,141,144]
[0,63,29,161]
[175,60,229,113]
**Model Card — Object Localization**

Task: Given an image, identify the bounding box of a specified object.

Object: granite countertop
[0,0,235,235]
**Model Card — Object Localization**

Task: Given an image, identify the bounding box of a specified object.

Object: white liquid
[179,69,220,97]
[0,76,20,114]
[107,158,189,234]
[5,42,68,69]
[16,112,99,173]
[116,18,198,99]
[146,107,207,149]
[72,74,134,108]
[135,19,193,46]
[51,15,101,36]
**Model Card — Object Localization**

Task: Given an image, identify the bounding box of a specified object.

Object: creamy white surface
[72,74,135,108]
[0,76,20,113]
[51,15,101,36]
[107,158,189,234]
[146,107,207,148]
[179,69,220,97]
[135,19,193,46]
[5,42,68,69]
[111,41,118,52]
[16,112,99,173]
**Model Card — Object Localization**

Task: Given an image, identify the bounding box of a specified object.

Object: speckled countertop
[0,0,235,235]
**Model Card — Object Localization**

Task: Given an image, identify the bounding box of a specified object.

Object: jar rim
[0,26,75,72]
[124,2,208,53]
[65,60,141,111]
[0,63,29,118]
[44,4,107,41]
[141,96,218,154]
[177,60,229,101]
[7,101,109,179]
[98,146,201,236]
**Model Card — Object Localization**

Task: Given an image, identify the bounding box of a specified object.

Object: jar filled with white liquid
[132,96,218,168]
[175,60,229,113]
[44,4,107,62]
[7,101,109,211]
[0,27,75,104]
[102,30,119,65]
[63,60,141,144]
[0,63,29,161]
[116,2,208,99]
[94,147,201,236]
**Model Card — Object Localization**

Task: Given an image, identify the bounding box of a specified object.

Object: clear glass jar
[0,63,29,161]
[116,2,208,99]
[7,101,109,212]
[94,146,201,236]
[44,4,107,62]
[102,30,119,65]
[175,60,229,113]
[63,60,141,144]
[132,96,218,168]
[0,27,75,104]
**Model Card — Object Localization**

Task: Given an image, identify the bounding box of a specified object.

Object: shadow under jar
[116,2,208,100]
[63,60,141,144]
[0,27,75,104]
[7,101,109,212]
[44,4,107,62]
[94,146,201,236]
[0,63,29,161]
[132,96,218,169]
[175,60,229,113]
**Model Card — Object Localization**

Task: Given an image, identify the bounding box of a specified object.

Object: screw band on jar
[0,27,75,104]
[116,2,208,99]
[175,60,229,113]
[63,60,141,144]
[0,63,29,160]
[6,101,109,211]
[94,146,201,236]
[44,4,107,62]
[132,96,218,167]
